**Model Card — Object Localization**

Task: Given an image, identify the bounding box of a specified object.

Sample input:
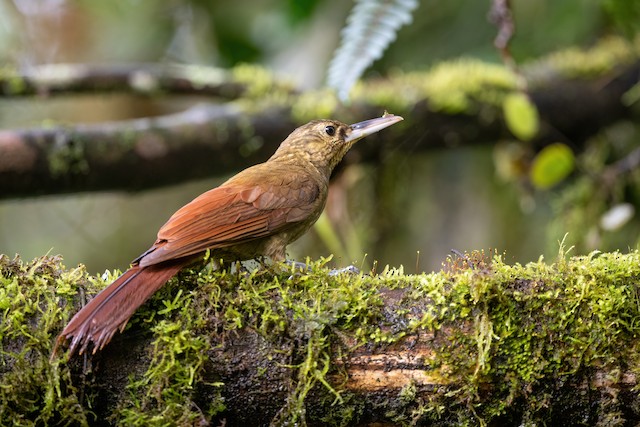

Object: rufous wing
[138,167,321,267]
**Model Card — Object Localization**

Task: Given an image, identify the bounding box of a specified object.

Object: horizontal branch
[0,63,251,98]
[0,104,297,197]
[2,251,640,425]
[1,39,639,198]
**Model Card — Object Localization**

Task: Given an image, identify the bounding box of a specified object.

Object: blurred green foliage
[503,93,540,141]
[603,0,640,36]
[529,144,575,190]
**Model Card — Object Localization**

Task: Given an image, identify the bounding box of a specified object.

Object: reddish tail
[53,261,186,357]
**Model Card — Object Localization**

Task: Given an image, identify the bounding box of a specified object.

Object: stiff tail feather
[53,260,186,357]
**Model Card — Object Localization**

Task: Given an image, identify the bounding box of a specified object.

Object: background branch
[0,63,252,98]
[0,104,297,197]
[1,40,639,199]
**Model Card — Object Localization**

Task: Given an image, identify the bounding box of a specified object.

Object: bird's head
[271,114,403,174]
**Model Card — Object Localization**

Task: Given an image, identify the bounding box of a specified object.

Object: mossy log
[1,250,640,426]
[1,36,639,198]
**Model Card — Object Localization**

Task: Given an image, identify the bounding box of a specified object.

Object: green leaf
[530,143,575,189]
[503,92,540,141]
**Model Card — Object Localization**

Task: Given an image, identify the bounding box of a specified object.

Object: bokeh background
[0,0,638,274]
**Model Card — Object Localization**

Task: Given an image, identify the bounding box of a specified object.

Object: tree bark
[0,104,297,197]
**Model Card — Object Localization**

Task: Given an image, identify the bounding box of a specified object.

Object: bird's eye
[325,125,336,136]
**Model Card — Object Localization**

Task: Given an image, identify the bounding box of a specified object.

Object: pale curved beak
[345,114,404,143]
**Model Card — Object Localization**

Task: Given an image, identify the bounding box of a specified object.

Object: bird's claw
[285,260,309,280]
[328,265,360,276]
[284,261,360,279]
[285,260,309,271]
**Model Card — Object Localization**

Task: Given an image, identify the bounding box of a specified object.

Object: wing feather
[138,165,322,267]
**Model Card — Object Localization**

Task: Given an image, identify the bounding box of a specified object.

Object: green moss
[116,286,219,426]
[352,76,417,115]
[357,250,640,424]
[464,251,640,423]
[177,64,227,90]
[0,254,92,426]
[231,63,295,103]
[3,250,640,425]
[45,130,90,177]
[353,35,639,120]
[528,35,640,80]
[352,59,519,115]
[417,59,519,113]
[318,392,364,426]
[291,89,340,124]
[213,257,384,424]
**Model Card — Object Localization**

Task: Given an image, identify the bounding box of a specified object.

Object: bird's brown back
[138,159,328,266]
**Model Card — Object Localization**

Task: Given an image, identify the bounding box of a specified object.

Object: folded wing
[138,166,321,267]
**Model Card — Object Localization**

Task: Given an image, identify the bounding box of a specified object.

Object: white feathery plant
[327,0,419,101]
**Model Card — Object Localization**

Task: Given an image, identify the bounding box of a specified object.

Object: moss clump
[351,59,519,115]
[46,131,91,177]
[0,254,95,426]
[211,257,384,425]
[116,285,220,426]
[291,89,340,124]
[528,35,640,80]
[104,256,384,425]
[355,35,639,119]
[231,63,295,104]
[343,250,640,425]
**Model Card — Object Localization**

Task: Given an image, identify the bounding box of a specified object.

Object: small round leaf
[503,92,540,141]
[530,143,575,189]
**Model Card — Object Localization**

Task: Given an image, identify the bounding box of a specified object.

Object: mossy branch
[2,250,640,425]
[1,36,640,199]
[0,63,254,99]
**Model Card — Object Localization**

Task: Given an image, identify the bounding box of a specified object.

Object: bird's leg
[256,256,273,269]
[234,260,252,277]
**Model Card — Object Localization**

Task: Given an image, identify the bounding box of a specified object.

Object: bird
[53,113,403,357]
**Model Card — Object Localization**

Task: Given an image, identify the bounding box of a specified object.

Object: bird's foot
[328,265,360,276]
[285,260,309,271]
[284,260,309,279]
[284,260,360,278]
[233,261,251,275]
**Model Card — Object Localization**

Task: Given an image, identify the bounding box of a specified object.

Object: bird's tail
[53,260,185,357]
